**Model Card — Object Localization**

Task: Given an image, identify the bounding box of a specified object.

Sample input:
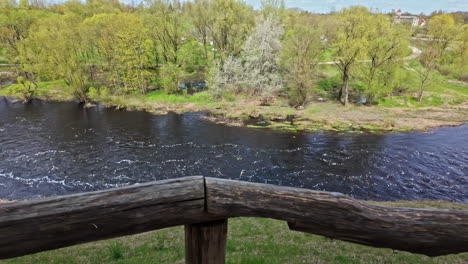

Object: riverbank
[0,79,467,133]
[1,200,466,264]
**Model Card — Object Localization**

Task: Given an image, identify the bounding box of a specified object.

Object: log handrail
[0,176,467,262]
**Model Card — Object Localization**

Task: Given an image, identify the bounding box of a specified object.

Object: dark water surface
[0,98,467,202]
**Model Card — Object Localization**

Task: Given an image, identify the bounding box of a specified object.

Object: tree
[207,0,254,60]
[185,0,214,60]
[427,14,459,61]
[160,64,185,94]
[84,13,152,94]
[359,15,409,104]
[0,8,50,63]
[282,13,327,106]
[332,6,372,106]
[260,0,286,23]
[20,14,92,102]
[144,0,185,65]
[413,47,438,102]
[209,15,284,103]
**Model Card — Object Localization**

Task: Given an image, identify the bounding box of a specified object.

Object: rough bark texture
[185,219,228,264]
[205,177,468,257]
[0,176,219,260]
[0,176,467,260]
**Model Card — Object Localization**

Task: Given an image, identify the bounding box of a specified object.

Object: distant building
[394,9,426,27]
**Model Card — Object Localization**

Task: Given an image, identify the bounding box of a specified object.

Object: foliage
[282,13,327,106]
[8,76,37,101]
[332,6,372,105]
[209,15,284,103]
[84,13,152,94]
[427,14,459,60]
[19,14,92,102]
[0,0,466,108]
[0,8,52,63]
[208,0,255,60]
[159,64,185,94]
[358,16,409,104]
[144,0,185,65]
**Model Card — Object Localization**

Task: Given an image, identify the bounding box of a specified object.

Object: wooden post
[185,219,228,264]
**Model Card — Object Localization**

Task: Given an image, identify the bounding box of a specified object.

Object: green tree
[84,13,152,94]
[360,15,409,104]
[207,0,254,60]
[160,64,185,94]
[332,6,372,106]
[282,13,327,106]
[21,14,92,102]
[0,8,50,62]
[185,0,214,60]
[427,14,459,63]
[145,0,185,64]
[413,47,438,102]
[260,0,287,23]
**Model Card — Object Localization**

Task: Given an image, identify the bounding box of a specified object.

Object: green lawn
[145,90,214,104]
[1,201,467,264]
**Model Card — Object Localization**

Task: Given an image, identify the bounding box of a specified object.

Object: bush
[86,87,111,102]
[160,64,185,94]
[317,77,341,91]
[9,76,38,102]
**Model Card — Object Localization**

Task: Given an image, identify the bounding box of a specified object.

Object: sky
[246,0,468,14]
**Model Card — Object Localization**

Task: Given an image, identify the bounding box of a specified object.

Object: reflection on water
[0,98,467,202]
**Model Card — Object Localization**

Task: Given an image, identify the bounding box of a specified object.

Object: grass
[1,200,467,264]
[107,242,126,260]
[145,90,213,104]
[0,80,71,100]
[378,95,445,108]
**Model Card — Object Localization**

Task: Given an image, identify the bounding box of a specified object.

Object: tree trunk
[342,72,349,106]
[418,81,425,102]
[344,78,349,106]
[337,86,343,102]
[418,89,424,102]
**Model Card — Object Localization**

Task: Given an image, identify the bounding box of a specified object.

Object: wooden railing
[0,176,467,263]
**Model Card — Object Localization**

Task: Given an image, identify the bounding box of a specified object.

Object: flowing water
[0,98,467,202]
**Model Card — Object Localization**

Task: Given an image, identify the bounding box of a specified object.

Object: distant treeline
[0,0,466,105]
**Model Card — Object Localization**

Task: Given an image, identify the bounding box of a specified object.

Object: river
[0,98,466,202]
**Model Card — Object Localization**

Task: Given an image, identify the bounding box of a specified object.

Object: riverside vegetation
[0,0,467,133]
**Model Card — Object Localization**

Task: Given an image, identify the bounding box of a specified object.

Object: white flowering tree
[209,15,284,103]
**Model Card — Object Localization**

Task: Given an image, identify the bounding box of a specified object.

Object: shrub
[9,76,38,102]
[160,64,185,94]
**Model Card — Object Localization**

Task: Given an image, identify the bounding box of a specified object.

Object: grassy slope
[1,200,467,264]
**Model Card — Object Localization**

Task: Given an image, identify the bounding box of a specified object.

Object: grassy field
[1,200,467,264]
